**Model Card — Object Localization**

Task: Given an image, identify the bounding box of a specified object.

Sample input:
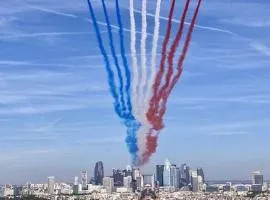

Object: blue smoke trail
[87,0,139,163]
[101,0,126,116]
[115,0,133,119]
[86,0,121,116]
[115,0,140,164]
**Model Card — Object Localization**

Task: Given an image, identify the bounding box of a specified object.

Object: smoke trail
[156,0,191,103]
[144,0,162,113]
[115,0,139,163]
[125,120,140,163]
[159,0,203,125]
[115,0,133,119]
[141,0,202,164]
[138,0,161,163]
[147,0,176,130]
[101,0,126,116]
[137,125,150,162]
[86,0,120,115]
[141,129,158,165]
[139,0,148,116]
[129,0,139,119]
[87,0,139,163]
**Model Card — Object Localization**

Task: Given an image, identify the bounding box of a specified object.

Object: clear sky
[0,0,270,184]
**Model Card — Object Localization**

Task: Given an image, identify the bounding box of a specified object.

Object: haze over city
[1,0,270,185]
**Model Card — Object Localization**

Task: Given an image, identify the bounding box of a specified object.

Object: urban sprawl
[1,160,269,200]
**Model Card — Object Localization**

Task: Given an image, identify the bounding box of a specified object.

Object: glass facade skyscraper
[94,161,104,185]
[180,164,190,186]
[113,169,124,187]
[197,167,205,183]
[156,165,164,186]
[252,171,263,185]
[170,165,178,188]
[163,159,171,187]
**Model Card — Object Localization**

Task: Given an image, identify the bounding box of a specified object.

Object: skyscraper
[156,165,164,186]
[81,170,88,189]
[136,176,143,191]
[132,168,141,180]
[47,176,55,195]
[252,171,263,185]
[170,165,177,188]
[74,176,79,185]
[113,169,124,187]
[124,176,132,189]
[197,168,205,183]
[142,174,155,189]
[94,161,104,185]
[124,165,132,177]
[197,174,204,192]
[163,159,171,186]
[176,167,181,188]
[180,164,190,186]
[103,177,114,193]
[191,171,199,192]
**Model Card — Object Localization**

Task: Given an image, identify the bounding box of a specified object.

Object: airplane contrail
[132,8,236,36]
[27,2,237,36]
[129,0,139,119]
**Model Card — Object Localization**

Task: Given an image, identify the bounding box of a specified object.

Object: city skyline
[0,159,268,185]
[1,0,270,183]
[1,162,269,199]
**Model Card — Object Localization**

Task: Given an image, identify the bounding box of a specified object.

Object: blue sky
[0,0,270,184]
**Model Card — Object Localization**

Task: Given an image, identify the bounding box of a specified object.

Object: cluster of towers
[156,159,205,192]
[73,160,206,194]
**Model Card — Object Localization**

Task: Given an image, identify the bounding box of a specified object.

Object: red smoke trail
[156,0,191,103]
[142,0,202,165]
[141,129,158,165]
[147,0,176,129]
[159,0,202,120]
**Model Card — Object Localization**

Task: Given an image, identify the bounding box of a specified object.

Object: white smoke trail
[137,124,150,160]
[137,0,150,161]
[144,0,161,117]
[139,0,148,120]
[129,0,139,118]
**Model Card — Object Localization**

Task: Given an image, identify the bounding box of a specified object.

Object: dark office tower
[180,164,190,186]
[131,179,137,192]
[197,167,205,183]
[156,165,164,186]
[113,169,124,187]
[94,161,104,185]
[123,165,132,177]
[252,171,263,185]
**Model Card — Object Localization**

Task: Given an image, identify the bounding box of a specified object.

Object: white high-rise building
[163,159,171,187]
[191,171,199,192]
[81,171,88,189]
[132,168,141,180]
[170,165,177,188]
[48,176,55,194]
[197,175,204,191]
[124,176,132,189]
[142,174,155,189]
[103,177,114,193]
[74,176,79,185]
